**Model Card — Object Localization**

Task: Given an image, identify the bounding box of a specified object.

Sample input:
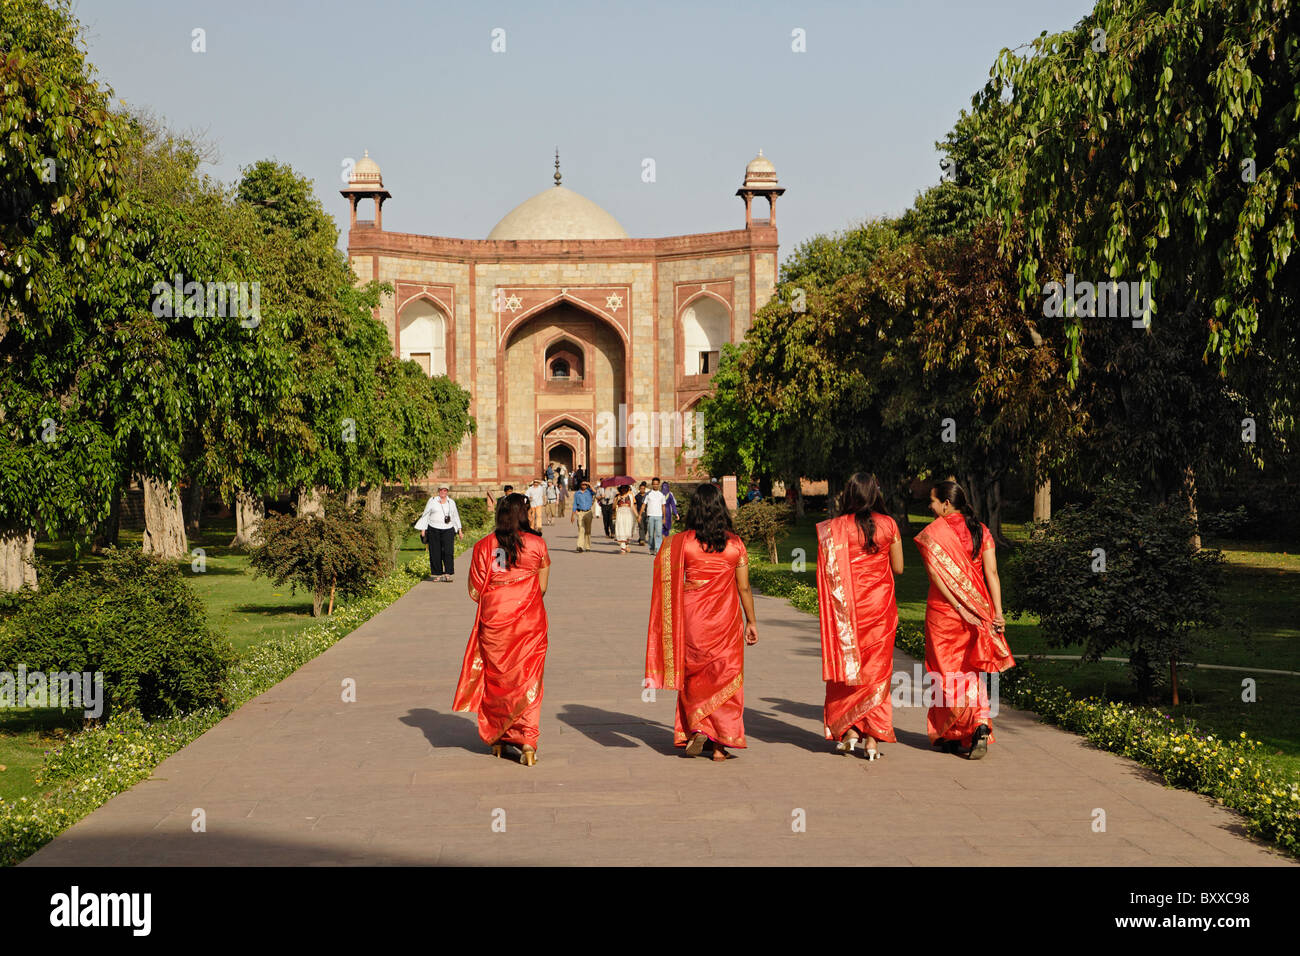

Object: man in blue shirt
[570,480,596,552]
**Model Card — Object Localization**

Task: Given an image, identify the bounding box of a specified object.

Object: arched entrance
[502,301,626,477]
[543,423,584,474]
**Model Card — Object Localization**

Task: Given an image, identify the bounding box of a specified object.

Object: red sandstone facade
[342,153,784,491]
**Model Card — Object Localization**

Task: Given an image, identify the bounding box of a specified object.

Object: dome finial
[554,148,562,187]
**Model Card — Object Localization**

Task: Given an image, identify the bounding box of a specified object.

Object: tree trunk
[826,476,842,517]
[344,487,359,508]
[890,476,913,536]
[984,477,1007,545]
[1170,659,1181,706]
[183,478,204,536]
[230,491,266,548]
[312,589,325,617]
[1032,478,1052,523]
[92,488,122,553]
[297,485,325,518]
[141,476,188,559]
[0,528,38,592]
[365,485,383,517]
[791,478,804,520]
[1183,466,1201,551]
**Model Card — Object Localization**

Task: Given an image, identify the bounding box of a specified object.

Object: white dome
[487,185,628,240]
[350,149,382,187]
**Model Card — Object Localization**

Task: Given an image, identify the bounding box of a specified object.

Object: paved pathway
[23,521,1293,866]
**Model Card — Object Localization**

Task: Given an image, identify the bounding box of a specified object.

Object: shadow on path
[556,704,678,755]
[401,708,482,753]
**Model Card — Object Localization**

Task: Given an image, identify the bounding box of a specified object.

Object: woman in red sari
[645,482,758,761]
[914,480,1015,759]
[817,472,904,759]
[452,493,551,766]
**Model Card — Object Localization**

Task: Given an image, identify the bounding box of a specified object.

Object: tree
[248,500,386,617]
[985,0,1298,375]
[234,161,474,529]
[0,0,131,589]
[1005,477,1226,701]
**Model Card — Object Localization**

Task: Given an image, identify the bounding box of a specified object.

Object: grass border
[745,563,1300,859]
[0,526,487,867]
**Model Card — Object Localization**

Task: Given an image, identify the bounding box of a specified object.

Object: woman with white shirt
[415,485,463,582]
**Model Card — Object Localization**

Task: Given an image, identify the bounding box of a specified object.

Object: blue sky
[74,0,1091,260]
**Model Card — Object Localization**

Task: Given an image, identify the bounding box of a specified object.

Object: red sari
[452,532,550,747]
[645,530,748,748]
[816,513,899,742]
[914,513,1015,747]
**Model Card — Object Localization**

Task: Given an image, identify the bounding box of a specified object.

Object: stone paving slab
[21,521,1294,867]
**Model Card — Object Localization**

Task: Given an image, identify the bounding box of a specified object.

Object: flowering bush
[756,564,1300,858]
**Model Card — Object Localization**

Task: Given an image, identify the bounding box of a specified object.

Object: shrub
[0,549,235,720]
[247,503,385,616]
[455,496,490,530]
[732,501,793,562]
[1004,477,1226,701]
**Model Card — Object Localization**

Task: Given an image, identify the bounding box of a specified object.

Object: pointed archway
[501,300,627,478]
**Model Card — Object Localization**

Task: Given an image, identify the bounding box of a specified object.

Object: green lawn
[1,519,430,804]
[754,509,1300,772]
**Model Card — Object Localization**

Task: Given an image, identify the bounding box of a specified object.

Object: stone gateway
[341,150,784,490]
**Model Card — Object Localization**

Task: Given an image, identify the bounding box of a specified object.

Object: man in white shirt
[414,485,463,581]
[642,477,667,557]
[526,479,546,530]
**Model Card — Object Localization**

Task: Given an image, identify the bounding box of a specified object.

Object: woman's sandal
[520,745,538,767]
[711,745,729,762]
[835,731,860,755]
[685,733,707,757]
[967,725,991,761]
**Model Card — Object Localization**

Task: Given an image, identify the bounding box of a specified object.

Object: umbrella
[598,475,635,488]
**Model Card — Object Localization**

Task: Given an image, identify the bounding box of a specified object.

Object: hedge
[0,517,494,867]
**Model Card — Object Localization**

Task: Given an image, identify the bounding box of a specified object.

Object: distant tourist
[615,484,636,554]
[915,480,1015,759]
[526,479,546,530]
[414,485,463,582]
[601,484,616,538]
[644,482,758,761]
[816,472,903,759]
[453,493,550,766]
[545,479,558,524]
[635,481,648,545]
[570,480,595,552]
[642,477,666,557]
[661,480,680,536]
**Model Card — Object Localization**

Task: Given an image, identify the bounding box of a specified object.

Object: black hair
[931,480,982,559]
[839,472,887,553]
[494,492,541,568]
[685,481,734,553]
[503,485,514,493]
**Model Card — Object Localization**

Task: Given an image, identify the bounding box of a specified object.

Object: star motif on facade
[605,292,624,312]
[505,294,522,313]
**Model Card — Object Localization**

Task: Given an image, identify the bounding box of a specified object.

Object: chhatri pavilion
[341,150,784,489]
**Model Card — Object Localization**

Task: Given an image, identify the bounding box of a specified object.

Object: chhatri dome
[487,151,629,241]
